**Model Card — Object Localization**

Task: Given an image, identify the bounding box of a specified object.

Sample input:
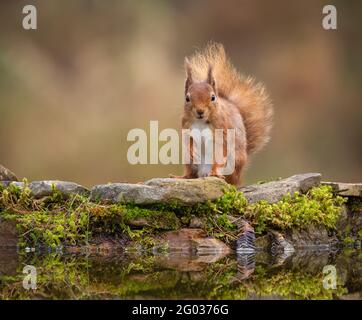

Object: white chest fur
[190,120,213,177]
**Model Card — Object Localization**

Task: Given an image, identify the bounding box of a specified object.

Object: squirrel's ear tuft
[184,57,193,94]
[207,65,217,92]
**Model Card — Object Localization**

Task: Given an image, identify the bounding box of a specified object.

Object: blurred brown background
[0,0,361,187]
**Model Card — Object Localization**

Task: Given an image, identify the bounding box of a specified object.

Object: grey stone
[0,165,18,181]
[29,181,89,198]
[126,217,150,228]
[270,231,295,253]
[0,180,89,199]
[285,251,330,273]
[254,234,272,250]
[238,173,322,204]
[0,181,24,189]
[336,204,349,235]
[322,181,362,197]
[284,224,336,249]
[0,219,18,247]
[90,177,228,205]
[159,228,231,254]
[189,217,205,228]
[90,183,164,204]
[336,203,362,241]
[155,250,229,271]
[259,209,358,250]
[144,177,228,204]
[0,249,18,275]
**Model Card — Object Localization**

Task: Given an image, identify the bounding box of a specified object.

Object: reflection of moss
[195,260,348,300]
[0,254,179,300]
[0,254,91,300]
[211,269,347,300]
[0,254,348,300]
[343,236,355,246]
[0,180,346,248]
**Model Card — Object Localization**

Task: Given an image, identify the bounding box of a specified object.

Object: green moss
[0,180,346,248]
[0,181,179,249]
[141,185,345,242]
[203,186,248,215]
[246,186,346,234]
[123,207,179,230]
[187,185,345,240]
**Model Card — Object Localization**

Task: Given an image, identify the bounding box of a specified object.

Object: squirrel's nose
[197,110,204,116]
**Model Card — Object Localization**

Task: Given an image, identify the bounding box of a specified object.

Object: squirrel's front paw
[208,173,226,180]
[169,174,182,179]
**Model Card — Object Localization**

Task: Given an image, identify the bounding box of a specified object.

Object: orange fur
[180,42,273,186]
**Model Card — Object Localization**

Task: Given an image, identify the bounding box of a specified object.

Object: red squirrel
[177,42,273,186]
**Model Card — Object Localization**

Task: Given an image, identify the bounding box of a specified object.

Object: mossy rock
[0,165,18,182]
[0,175,349,250]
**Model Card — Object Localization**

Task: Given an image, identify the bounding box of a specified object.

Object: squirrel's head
[183,58,218,122]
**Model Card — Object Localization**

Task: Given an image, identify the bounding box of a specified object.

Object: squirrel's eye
[211,94,216,102]
[185,94,191,103]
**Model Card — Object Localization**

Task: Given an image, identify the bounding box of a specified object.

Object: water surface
[0,249,361,300]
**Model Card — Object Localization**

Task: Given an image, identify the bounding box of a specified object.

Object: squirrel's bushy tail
[187,42,273,155]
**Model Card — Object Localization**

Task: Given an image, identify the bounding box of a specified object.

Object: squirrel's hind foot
[207,173,226,180]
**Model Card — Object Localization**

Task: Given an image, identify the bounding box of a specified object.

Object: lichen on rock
[90,177,228,205]
[239,173,322,204]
